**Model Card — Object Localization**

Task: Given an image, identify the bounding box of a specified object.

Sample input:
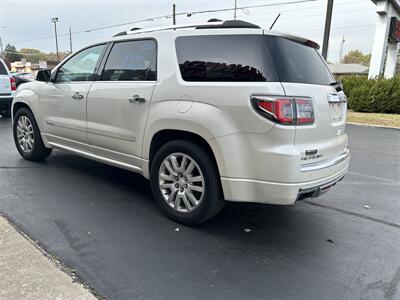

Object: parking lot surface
[0,117,399,300]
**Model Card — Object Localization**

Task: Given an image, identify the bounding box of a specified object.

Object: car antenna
[269,13,281,30]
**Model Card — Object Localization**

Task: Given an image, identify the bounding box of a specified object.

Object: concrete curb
[347,122,400,130]
[0,212,103,300]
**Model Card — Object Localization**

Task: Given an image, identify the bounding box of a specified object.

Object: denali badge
[302,149,322,161]
[305,149,318,156]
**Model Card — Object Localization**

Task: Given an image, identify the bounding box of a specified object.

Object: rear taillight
[296,99,314,124]
[251,96,314,125]
[10,77,16,91]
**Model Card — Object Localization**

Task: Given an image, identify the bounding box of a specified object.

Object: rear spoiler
[264,30,320,49]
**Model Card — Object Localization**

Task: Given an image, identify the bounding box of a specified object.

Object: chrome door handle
[72,92,84,100]
[128,95,146,103]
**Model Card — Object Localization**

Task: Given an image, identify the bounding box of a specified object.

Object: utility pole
[339,34,345,63]
[234,0,238,20]
[0,26,6,59]
[322,0,333,61]
[51,17,60,62]
[69,27,73,53]
[173,4,176,25]
[0,37,3,59]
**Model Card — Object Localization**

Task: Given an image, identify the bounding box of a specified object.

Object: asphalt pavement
[0,116,399,300]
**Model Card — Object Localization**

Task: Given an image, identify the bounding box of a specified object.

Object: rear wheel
[150,140,224,225]
[13,108,52,161]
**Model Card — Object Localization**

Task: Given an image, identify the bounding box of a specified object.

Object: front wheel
[150,140,224,225]
[13,108,52,161]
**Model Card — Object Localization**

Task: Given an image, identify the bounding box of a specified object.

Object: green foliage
[19,48,47,64]
[341,50,371,66]
[4,44,22,63]
[340,75,400,114]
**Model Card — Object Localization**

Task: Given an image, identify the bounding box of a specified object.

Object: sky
[0,0,377,63]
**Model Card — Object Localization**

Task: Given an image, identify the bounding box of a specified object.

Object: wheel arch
[12,89,40,125]
[143,125,227,181]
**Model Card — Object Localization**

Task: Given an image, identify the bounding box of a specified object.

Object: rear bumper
[221,150,349,205]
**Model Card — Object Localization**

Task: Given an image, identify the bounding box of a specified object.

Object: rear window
[266,35,334,85]
[0,61,8,75]
[175,35,334,85]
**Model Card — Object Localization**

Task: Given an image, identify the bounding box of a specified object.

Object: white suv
[12,20,350,224]
[0,58,16,118]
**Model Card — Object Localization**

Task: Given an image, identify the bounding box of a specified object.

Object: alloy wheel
[16,115,35,153]
[158,152,205,213]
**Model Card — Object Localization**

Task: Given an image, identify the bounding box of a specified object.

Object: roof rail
[115,19,260,37]
[196,20,260,29]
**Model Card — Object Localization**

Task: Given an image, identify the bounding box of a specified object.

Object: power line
[2,50,60,56]
[9,0,319,45]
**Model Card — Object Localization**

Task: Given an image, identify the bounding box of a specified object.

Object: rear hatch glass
[265,35,334,85]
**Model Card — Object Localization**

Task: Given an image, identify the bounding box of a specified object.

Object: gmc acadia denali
[12,20,350,224]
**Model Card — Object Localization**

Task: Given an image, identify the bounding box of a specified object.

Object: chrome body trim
[300,148,350,172]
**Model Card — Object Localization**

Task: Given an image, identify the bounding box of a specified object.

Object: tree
[4,44,22,63]
[341,50,371,66]
[19,48,46,64]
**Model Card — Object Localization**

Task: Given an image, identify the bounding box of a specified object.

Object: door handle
[72,92,84,100]
[128,95,146,103]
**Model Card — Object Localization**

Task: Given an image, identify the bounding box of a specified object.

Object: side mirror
[36,69,52,82]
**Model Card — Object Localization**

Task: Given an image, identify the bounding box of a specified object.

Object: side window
[175,35,277,82]
[56,44,105,83]
[101,40,156,81]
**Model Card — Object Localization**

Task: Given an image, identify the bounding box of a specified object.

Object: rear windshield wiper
[329,80,343,92]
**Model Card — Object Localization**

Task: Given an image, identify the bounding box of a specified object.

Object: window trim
[51,42,108,84]
[97,38,158,83]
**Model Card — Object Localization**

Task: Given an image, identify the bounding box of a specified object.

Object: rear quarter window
[175,35,278,82]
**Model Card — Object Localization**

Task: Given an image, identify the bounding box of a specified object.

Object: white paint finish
[39,81,91,146]
[86,81,155,167]
[0,58,13,98]
[177,100,193,113]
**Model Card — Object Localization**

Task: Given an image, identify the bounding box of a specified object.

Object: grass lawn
[347,110,400,128]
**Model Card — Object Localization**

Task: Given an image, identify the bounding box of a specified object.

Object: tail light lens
[251,96,314,125]
[10,77,16,91]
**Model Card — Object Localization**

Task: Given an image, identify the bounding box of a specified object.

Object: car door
[87,39,157,168]
[40,44,106,149]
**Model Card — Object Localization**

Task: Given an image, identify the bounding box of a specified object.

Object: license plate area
[327,94,346,122]
[329,102,344,121]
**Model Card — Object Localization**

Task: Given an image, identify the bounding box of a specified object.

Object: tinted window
[56,44,105,82]
[102,40,156,81]
[0,61,7,75]
[176,35,277,82]
[266,36,334,85]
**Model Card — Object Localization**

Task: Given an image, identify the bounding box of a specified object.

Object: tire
[13,108,52,161]
[150,140,224,225]
[0,104,11,118]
